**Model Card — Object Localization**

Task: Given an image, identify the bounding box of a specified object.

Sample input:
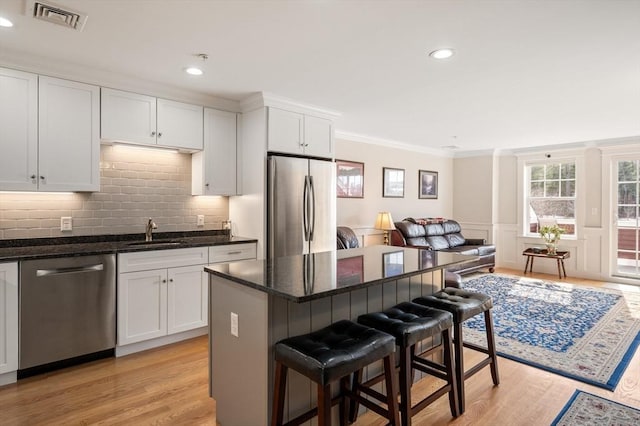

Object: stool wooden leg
[383,353,401,426]
[340,375,350,426]
[317,382,332,426]
[271,361,288,426]
[454,323,465,414]
[442,328,460,417]
[485,310,500,385]
[399,345,412,426]
[348,369,363,423]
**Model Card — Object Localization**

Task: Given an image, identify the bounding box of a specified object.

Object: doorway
[615,159,640,278]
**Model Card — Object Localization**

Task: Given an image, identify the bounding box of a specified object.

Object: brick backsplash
[0,145,229,239]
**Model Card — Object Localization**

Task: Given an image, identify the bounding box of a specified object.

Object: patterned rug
[551,390,640,425]
[461,274,640,390]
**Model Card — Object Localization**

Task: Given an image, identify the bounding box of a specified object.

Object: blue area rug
[462,274,640,390]
[551,390,640,425]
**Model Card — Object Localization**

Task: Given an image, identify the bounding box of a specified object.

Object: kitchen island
[205,245,477,425]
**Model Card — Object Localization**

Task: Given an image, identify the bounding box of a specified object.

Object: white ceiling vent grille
[26,0,88,31]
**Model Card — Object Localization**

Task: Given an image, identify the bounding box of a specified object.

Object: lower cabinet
[0,262,18,381]
[117,247,208,346]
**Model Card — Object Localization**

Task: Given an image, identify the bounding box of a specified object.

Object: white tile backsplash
[0,145,229,239]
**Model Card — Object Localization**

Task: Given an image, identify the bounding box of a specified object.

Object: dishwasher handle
[36,263,104,277]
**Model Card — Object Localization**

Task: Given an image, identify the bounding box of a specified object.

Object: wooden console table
[522,248,570,279]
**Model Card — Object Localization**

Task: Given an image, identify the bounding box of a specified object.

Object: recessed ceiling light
[429,48,454,59]
[0,16,14,27]
[185,67,203,76]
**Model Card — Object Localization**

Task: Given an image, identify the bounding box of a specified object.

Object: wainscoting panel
[496,224,519,269]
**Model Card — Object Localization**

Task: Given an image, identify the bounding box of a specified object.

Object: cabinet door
[0,263,18,375]
[117,269,167,345]
[267,107,304,155]
[100,88,157,145]
[0,68,38,191]
[167,265,207,334]
[193,108,237,195]
[303,115,334,159]
[157,98,203,150]
[38,76,100,192]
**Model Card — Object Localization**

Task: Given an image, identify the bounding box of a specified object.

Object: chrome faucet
[145,218,157,241]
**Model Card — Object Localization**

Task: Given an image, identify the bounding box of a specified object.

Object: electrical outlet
[60,216,72,231]
[230,312,239,337]
[197,215,205,226]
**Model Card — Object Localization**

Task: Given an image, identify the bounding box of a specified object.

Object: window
[526,162,576,236]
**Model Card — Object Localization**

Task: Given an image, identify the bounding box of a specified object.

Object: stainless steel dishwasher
[19,254,116,376]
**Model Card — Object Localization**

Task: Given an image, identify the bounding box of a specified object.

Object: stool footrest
[464,357,493,380]
[345,387,392,419]
[463,341,489,354]
[412,384,453,415]
[412,357,449,381]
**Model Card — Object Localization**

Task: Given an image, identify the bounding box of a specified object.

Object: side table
[522,248,570,279]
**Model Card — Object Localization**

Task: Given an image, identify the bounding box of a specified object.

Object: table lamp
[374,212,396,245]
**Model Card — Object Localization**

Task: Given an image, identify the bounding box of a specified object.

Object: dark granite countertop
[205,245,477,302]
[0,230,257,262]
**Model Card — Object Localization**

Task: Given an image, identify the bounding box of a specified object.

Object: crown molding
[335,130,453,157]
[239,91,341,119]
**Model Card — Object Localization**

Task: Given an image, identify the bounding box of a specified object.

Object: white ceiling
[1,0,639,153]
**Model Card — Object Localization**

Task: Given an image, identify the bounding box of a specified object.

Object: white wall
[335,138,453,245]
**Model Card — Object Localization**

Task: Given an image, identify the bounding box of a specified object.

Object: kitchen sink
[126,240,185,247]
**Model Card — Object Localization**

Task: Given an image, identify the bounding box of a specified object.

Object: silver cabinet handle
[37,264,104,277]
[227,251,242,255]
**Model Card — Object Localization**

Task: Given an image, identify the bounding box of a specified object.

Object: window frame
[517,151,582,240]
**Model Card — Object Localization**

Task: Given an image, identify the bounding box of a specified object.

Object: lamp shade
[374,212,396,231]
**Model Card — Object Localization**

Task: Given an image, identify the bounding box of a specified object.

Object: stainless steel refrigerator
[267,155,336,258]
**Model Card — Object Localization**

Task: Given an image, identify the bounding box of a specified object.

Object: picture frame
[383,167,405,198]
[336,160,364,198]
[382,251,405,277]
[419,170,438,199]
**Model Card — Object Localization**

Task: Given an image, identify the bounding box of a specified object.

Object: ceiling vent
[26,0,88,31]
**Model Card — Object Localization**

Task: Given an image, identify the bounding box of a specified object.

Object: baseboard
[0,371,17,387]
[115,327,207,357]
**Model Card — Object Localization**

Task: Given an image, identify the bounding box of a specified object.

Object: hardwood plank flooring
[0,267,638,425]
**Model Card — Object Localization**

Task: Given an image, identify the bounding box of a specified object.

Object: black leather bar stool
[355,302,459,425]
[271,319,400,426]
[414,288,500,414]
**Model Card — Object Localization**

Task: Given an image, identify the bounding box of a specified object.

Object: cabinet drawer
[209,243,256,263]
[119,247,208,273]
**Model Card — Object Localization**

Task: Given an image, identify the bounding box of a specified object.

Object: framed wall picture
[336,160,364,198]
[419,170,438,199]
[383,167,405,198]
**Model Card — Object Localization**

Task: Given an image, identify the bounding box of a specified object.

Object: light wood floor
[0,268,638,425]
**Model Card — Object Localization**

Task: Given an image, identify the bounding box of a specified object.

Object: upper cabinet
[267,107,333,159]
[101,88,203,151]
[0,68,100,192]
[192,108,238,196]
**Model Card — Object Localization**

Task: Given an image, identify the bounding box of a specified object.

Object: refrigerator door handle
[303,175,310,242]
[309,175,316,241]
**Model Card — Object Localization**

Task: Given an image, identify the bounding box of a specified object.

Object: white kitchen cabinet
[101,88,203,151]
[117,268,168,345]
[0,262,18,380]
[267,107,333,158]
[192,108,237,195]
[117,247,208,346]
[0,68,38,191]
[167,265,208,334]
[39,76,100,192]
[0,70,100,192]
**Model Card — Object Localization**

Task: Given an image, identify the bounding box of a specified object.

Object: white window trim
[516,149,585,241]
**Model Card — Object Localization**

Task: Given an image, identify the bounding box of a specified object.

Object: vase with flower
[539,224,565,255]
